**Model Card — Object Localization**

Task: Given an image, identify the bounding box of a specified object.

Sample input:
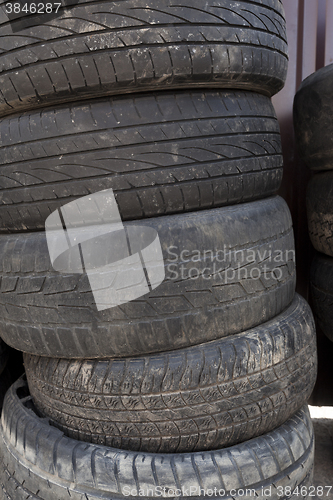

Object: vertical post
[302,0,318,79]
[325,0,333,65]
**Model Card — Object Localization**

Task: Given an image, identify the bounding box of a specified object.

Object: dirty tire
[307,172,333,256]
[24,295,317,453]
[0,377,314,500]
[0,196,295,359]
[0,91,283,232]
[311,253,333,343]
[0,0,288,117]
[294,63,333,170]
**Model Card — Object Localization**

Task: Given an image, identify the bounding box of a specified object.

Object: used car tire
[0,90,283,232]
[24,294,317,453]
[294,63,333,170]
[0,196,295,359]
[311,253,333,343]
[307,172,333,256]
[0,377,314,500]
[0,0,288,117]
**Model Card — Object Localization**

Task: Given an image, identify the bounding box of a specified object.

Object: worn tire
[307,172,333,256]
[294,63,333,170]
[0,377,314,500]
[310,253,333,343]
[24,295,317,454]
[0,90,283,232]
[0,0,288,118]
[0,196,296,359]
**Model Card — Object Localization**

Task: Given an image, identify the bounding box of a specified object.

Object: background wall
[273,0,333,404]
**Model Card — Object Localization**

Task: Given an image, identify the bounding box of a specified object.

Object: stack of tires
[0,1,317,499]
[294,64,333,346]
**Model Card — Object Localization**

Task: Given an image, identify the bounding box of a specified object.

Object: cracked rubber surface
[0,0,288,117]
[307,172,333,256]
[0,377,314,500]
[0,90,283,232]
[294,63,333,170]
[24,295,317,454]
[0,196,296,359]
[311,253,333,343]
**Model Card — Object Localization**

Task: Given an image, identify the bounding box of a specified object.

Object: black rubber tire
[310,253,333,343]
[307,172,333,256]
[294,63,333,170]
[0,196,296,359]
[0,90,283,232]
[0,0,288,118]
[24,294,317,454]
[0,377,314,500]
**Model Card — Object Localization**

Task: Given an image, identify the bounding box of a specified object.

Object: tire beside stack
[294,63,333,344]
[0,1,318,499]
